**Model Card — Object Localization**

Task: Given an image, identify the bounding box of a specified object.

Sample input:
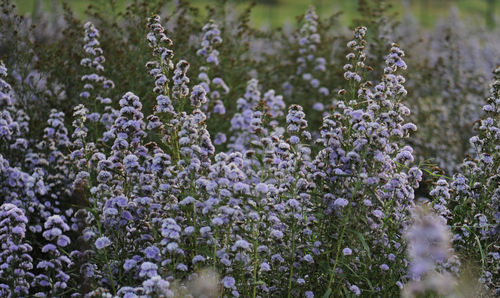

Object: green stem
[103,249,117,295]
[326,175,362,295]
[252,222,260,298]
[287,221,297,298]
[213,230,218,270]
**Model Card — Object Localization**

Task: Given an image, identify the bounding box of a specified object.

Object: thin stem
[287,221,297,298]
[252,223,259,298]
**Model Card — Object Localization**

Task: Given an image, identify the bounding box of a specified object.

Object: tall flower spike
[342,26,368,85]
[0,61,13,108]
[228,79,262,151]
[195,34,229,128]
[80,22,115,133]
[146,14,176,117]
[197,20,223,66]
[286,104,310,142]
[71,104,89,165]
[0,61,19,144]
[0,62,31,164]
[80,22,114,105]
[33,215,73,296]
[172,60,190,100]
[190,84,208,108]
[112,92,146,151]
[147,14,174,70]
[297,6,321,75]
[37,110,72,202]
[0,203,33,297]
[195,21,228,121]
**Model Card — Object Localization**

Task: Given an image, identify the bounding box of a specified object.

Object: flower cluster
[80,22,116,129]
[428,65,500,291]
[0,204,33,297]
[0,2,499,297]
[196,20,223,66]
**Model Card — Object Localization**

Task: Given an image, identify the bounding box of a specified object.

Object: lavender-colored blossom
[232,239,251,251]
[95,236,111,250]
[334,198,349,208]
[349,285,361,296]
[222,276,236,289]
[343,248,352,256]
[260,262,271,272]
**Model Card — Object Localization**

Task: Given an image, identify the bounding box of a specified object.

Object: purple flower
[192,255,206,264]
[303,254,314,263]
[214,132,227,145]
[232,239,251,251]
[179,196,196,206]
[379,264,389,271]
[123,259,137,271]
[260,262,271,272]
[190,84,207,107]
[372,210,384,218]
[343,248,352,256]
[270,229,284,239]
[176,263,188,271]
[211,217,224,226]
[222,276,236,289]
[213,100,226,114]
[256,183,269,194]
[349,285,361,296]
[290,135,300,144]
[57,235,71,247]
[139,262,158,278]
[95,236,111,249]
[334,198,349,208]
[144,246,160,259]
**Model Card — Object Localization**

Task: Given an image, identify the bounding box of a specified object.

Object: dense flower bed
[0,1,498,296]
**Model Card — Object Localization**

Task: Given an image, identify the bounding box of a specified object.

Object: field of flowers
[0,0,498,297]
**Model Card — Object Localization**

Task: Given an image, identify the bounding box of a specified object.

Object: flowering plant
[0,1,498,296]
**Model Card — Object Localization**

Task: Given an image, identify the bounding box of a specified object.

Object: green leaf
[355,231,371,259]
[322,288,332,298]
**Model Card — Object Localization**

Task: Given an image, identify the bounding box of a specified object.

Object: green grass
[12,0,500,28]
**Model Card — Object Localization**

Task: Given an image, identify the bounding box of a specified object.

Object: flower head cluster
[342,26,368,84]
[0,203,33,297]
[0,61,24,148]
[197,20,223,66]
[80,22,115,128]
[147,14,174,92]
[33,215,73,296]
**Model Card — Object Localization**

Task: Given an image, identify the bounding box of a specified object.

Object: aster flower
[33,215,73,295]
[80,22,115,129]
[0,203,33,296]
[222,276,236,289]
[95,236,112,250]
[197,20,223,66]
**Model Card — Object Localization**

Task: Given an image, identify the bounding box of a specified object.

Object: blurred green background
[13,0,500,28]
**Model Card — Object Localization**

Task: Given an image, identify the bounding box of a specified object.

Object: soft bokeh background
[14,0,500,28]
